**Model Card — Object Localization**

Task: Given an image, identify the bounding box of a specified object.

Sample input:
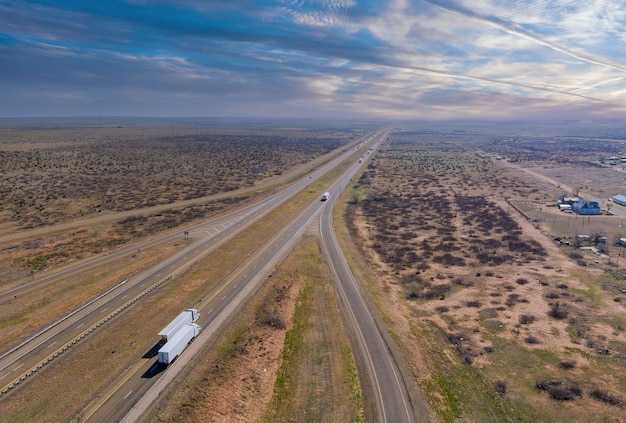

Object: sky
[1,0,626,120]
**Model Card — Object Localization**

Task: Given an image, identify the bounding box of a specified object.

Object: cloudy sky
[1,0,625,119]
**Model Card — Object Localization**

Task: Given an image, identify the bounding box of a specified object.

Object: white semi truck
[321,192,330,201]
[158,308,199,341]
[158,323,201,365]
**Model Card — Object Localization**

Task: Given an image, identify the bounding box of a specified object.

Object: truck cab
[321,192,330,201]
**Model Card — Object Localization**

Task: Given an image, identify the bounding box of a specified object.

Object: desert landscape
[1,119,625,422]
[343,122,626,422]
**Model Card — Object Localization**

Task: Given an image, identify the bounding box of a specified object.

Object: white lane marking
[123,390,133,400]
[47,341,57,348]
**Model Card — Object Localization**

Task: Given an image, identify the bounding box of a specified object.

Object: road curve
[318,131,430,423]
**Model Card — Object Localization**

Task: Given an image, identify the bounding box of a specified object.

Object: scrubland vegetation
[0,122,362,282]
[345,126,626,422]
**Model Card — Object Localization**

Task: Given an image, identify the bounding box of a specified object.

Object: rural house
[571,200,601,215]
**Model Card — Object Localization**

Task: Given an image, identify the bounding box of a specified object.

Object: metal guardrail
[1,275,173,396]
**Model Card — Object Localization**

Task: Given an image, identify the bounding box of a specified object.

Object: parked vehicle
[158,323,201,364]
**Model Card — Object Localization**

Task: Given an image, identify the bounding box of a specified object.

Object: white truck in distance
[158,323,201,365]
[321,192,330,201]
[158,308,199,341]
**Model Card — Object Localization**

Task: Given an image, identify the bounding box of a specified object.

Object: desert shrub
[457,346,475,364]
[452,278,473,286]
[466,300,482,308]
[535,381,582,401]
[481,308,499,318]
[432,253,466,266]
[558,361,575,369]
[588,389,624,406]
[494,380,507,396]
[556,283,569,289]
[258,312,286,329]
[545,291,560,299]
[504,294,520,307]
[549,384,582,401]
[435,306,449,313]
[519,314,536,324]
[423,284,452,300]
[405,281,424,300]
[548,302,568,320]
[417,262,431,271]
[569,251,583,260]
[516,278,529,285]
[524,335,541,344]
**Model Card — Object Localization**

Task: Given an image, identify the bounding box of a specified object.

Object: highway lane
[0,128,388,396]
[317,132,428,422]
[91,191,327,422]
[0,197,277,389]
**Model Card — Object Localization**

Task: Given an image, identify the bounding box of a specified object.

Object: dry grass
[150,237,363,423]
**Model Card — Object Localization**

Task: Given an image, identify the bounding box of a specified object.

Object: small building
[571,200,601,215]
[613,194,626,206]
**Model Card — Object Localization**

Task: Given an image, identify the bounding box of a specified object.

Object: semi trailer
[158,308,199,341]
[158,323,201,365]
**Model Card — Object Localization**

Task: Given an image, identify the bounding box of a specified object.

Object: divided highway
[0,128,384,393]
[2,127,424,423]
